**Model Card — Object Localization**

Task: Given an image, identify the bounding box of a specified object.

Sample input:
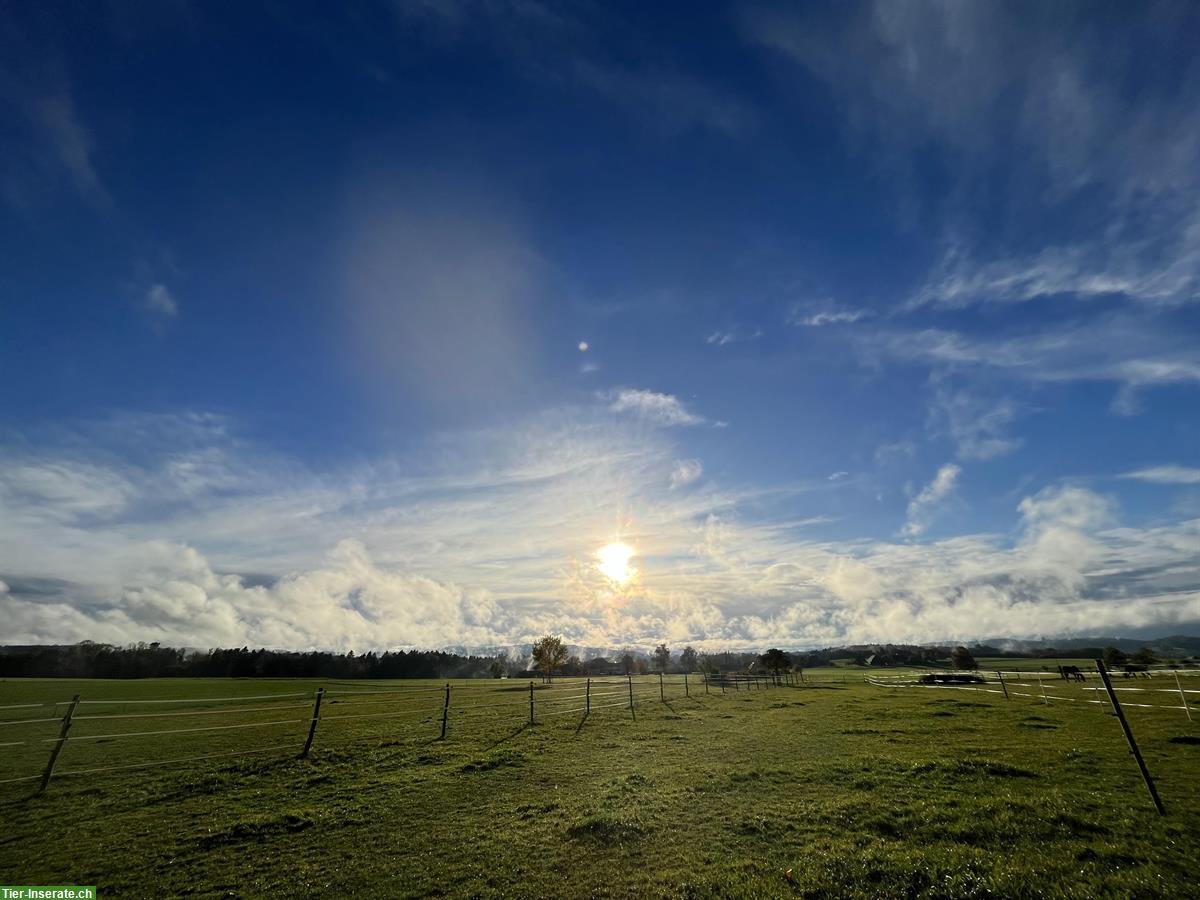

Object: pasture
[2,673,1199,898]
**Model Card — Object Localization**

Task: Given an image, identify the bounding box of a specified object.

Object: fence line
[865,667,1199,718]
[324,691,446,705]
[321,711,438,724]
[6,668,1194,794]
[75,691,313,705]
[58,718,309,743]
[70,702,314,721]
[321,696,431,709]
[0,672,797,791]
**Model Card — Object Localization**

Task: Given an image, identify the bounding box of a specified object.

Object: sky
[1,1,1198,653]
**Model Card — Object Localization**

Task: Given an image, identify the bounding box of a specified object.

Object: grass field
[2,673,1199,898]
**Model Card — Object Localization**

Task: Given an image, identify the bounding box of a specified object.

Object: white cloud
[1121,466,1200,485]
[669,459,703,489]
[858,315,1200,409]
[2,414,1199,650]
[0,461,135,523]
[827,471,849,481]
[607,388,706,426]
[929,383,1021,461]
[874,441,915,466]
[902,463,961,537]
[789,308,867,327]
[145,283,178,317]
[0,22,111,211]
[706,328,762,346]
[742,3,1200,312]
[908,234,1200,311]
[30,90,108,206]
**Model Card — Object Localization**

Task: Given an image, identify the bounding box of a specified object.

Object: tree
[652,643,671,672]
[1131,646,1157,666]
[488,650,508,679]
[1102,646,1128,668]
[531,636,568,681]
[950,646,977,670]
[679,646,698,672]
[760,648,792,675]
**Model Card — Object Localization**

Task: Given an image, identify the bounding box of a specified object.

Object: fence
[0,673,793,792]
[866,663,1199,815]
[865,665,1200,719]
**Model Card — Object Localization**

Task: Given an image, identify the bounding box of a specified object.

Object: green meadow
[2,674,1199,898]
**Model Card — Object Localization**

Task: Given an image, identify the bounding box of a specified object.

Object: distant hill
[977,635,1200,657]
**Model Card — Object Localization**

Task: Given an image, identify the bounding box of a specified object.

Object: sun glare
[596,542,635,584]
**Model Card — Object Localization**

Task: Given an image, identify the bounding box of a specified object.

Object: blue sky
[2,1,1198,652]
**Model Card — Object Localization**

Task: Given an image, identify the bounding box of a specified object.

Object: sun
[596,542,635,585]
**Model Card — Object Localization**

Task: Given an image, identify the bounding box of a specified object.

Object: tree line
[0,640,794,680]
[528,637,797,680]
[2,638,1180,680]
[0,642,500,679]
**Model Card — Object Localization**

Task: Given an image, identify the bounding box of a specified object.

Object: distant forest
[0,642,500,680]
[0,642,769,680]
[0,638,1194,679]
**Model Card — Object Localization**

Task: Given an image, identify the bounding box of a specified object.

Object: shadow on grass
[482,722,531,751]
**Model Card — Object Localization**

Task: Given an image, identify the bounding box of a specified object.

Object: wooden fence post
[39,694,80,793]
[703,673,709,695]
[1096,661,1165,816]
[627,674,636,720]
[439,683,450,739]
[659,671,665,702]
[997,669,1010,700]
[300,688,324,759]
[529,681,535,726]
[684,672,689,698]
[1173,670,1192,722]
[1039,676,1049,705]
[586,678,591,715]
